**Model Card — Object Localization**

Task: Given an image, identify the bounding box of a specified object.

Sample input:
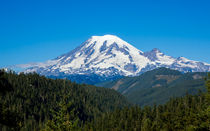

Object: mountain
[98,67,207,106]
[9,35,210,84]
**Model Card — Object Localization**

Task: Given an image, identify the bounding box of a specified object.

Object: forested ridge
[0,69,209,131]
[98,67,207,106]
[0,70,129,130]
[85,92,210,130]
[86,74,210,131]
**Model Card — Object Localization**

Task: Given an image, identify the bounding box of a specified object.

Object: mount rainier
[10,35,210,84]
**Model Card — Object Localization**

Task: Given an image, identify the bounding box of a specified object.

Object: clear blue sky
[0,0,210,67]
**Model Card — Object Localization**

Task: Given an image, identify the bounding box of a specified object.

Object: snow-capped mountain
[143,48,210,73]
[11,35,210,81]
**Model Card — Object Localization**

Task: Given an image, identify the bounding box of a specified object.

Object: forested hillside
[85,74,210,130]
[99,68,207,106]
[0,70,130,130]
[0,69,209,131]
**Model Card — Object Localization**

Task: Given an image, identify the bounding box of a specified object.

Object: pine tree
[205,73,210,105]
[43,102,77,131]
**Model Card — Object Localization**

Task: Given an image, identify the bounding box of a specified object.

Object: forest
[98,67,207,106]
[0,69,209,130]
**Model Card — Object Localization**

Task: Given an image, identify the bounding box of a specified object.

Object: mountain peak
[12,35,210,81]
[151,48,161,53]
[88,34,128,48]
[85,34,143,54]
[176,57,192,63]
[143,48,164,61]
[91,34,120,40]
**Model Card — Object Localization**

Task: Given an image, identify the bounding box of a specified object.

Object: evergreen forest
[0,69,209,130]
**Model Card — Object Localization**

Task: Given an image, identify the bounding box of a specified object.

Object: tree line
[0,70,129,130]
[0,69,209,130]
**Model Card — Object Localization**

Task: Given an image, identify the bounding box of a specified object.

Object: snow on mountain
[143,48,176,65]
[11,35,210,78]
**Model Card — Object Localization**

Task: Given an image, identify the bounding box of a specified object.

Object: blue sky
[0,0,210,67]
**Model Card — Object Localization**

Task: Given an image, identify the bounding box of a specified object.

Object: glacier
[7,34,210,83]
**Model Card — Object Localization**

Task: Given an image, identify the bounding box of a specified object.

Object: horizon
[0,0,210,67]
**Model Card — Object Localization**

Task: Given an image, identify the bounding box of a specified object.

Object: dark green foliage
[0,70,13,94]
[85,88,210,130]
[0,70,129,130]
[205,73,210,105]
[43,102,78,131]
[0,70,23,130]
[99,67,207,106]
[1,69,209,130]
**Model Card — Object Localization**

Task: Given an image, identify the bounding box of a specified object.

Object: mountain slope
[10,35,210,84]
[0,70,130,130]
[22,35,149,77]
[98,67,207,106]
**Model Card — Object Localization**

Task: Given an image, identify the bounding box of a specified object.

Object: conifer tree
[43,102,78,131]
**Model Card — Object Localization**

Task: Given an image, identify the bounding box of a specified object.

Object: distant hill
[97,67,207,106]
